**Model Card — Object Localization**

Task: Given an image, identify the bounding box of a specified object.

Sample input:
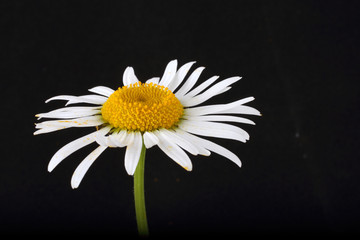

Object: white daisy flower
[34,60,260,189]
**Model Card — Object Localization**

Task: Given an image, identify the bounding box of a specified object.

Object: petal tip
[125,164,136,175]
[70,176,80,189]
[201,151,211,156]
[47,164,55,172]
[183,165,193,171]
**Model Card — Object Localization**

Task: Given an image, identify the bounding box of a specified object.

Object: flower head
[101,81,184,131]
[34,60,260,188]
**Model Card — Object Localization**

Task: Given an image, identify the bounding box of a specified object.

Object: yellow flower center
[101,81,184,132]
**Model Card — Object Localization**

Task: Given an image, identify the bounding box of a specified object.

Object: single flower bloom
[34,60,260,188]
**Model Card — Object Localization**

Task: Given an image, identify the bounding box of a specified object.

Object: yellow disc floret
[101,81,184,132]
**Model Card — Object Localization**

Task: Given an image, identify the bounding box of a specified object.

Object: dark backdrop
[1,0,359,237]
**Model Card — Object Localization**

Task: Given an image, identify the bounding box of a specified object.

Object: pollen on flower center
[101,81,184,132]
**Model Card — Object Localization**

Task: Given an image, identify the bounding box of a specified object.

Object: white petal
[47,127,111,172]
[45,95,74,103]
[167,61,196,92]
[33,126,65,135]
[184,97,255,116]
[38,106,102,113]
[45,95,107,105]
[116,129,131,146]
[217,86,232,95]
[113,130,129,147]
[36,110,100,120]
[123,130,135,146]
[160,129,199,155]
[88,86,115,97]
[123,67,139,86]
[95,129,131,148]
[143,131,159,148]
[184,133,242,167]
[106,135,118,148]
[218,105,261,116]
[181,77,241,107]
[71,145,107,189]
[65,95,107,105]
[154,130,193,171]
[180,75,219,100]
[175,67,205,97]
[205,142,241,167]
[122,67,131,86]
[183,115,255,125]
[179,120,248,142]
[194,120,250,140]
[78,95,106,104]
[36,106,101,120]
[35,115,104,134]
[159,60,178,87]
[35,116,104,129]
[97,129,134,148]
[108,130,126,147]
[172,129,211,156]
[145,77,160,85]
[94,132,109,146]
[124,132,143,175]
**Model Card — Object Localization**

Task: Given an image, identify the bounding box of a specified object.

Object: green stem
[134,142,149,237]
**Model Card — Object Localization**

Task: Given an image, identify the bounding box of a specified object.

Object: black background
[1,0,360,237]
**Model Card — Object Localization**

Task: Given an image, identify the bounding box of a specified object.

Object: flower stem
[134,142,149,237]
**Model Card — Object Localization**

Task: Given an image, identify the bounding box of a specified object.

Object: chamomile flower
[34,60,260,189]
